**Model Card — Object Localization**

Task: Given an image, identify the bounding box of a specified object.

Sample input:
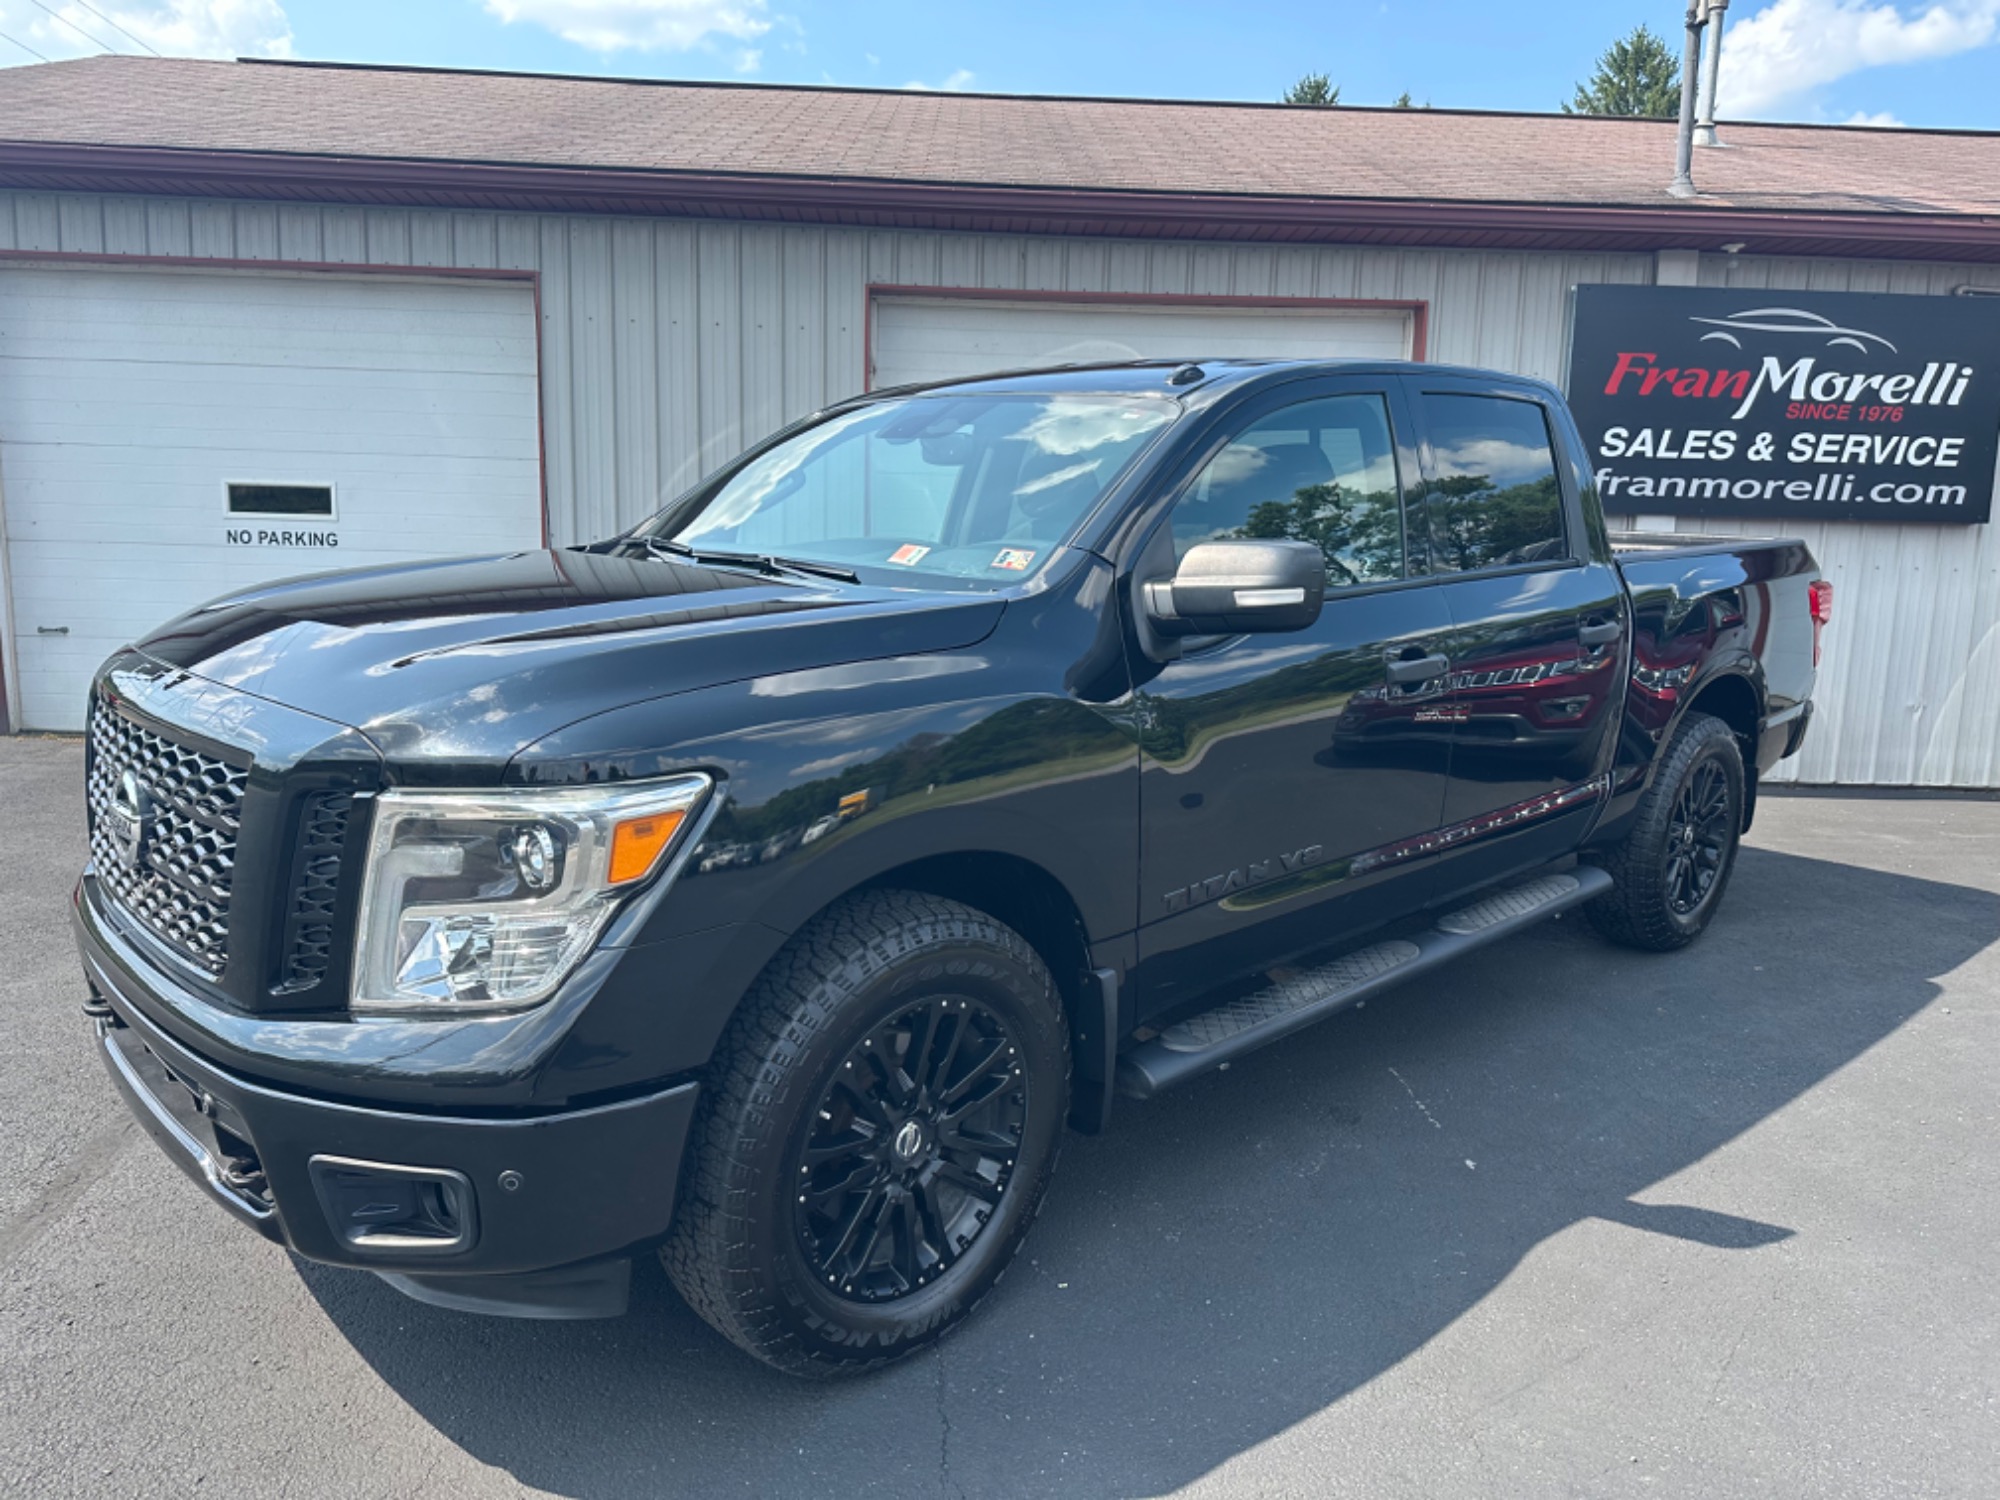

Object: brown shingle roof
[3,56,1999,260]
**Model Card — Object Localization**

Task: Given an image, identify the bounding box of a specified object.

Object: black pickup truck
[74,359,1826,1376]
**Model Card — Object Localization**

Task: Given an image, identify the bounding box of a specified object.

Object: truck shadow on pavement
[301,843,1998,1499]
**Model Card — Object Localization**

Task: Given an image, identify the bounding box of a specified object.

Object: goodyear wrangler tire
[1586,711,1746,953]
[662,889,1069,1377]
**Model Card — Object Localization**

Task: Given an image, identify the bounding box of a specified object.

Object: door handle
[1385,651,1450,686]
[1578,618,1623,647]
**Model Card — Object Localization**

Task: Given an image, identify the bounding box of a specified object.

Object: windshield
[641,393,1177,586]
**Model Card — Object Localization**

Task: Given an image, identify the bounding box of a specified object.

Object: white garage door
[0,265,543,731]
[871,295,1415,388]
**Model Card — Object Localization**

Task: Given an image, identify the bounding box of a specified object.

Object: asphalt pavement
[2,731,1995,1498]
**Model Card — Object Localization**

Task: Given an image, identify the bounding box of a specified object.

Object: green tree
[1562,23,1682,118]
[1230,482,1403,588]
[1282,72,1340,106]
[1427,473,1567,573]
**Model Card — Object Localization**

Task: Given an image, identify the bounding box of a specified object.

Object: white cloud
[480,0,770,54]
[1844,108,1907,123]
[0,0,291,62]
[902,67,974,92]
[1719,0,2000,115]
[733,46,759,71]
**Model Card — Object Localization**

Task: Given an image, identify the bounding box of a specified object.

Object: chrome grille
[87,697,250,977]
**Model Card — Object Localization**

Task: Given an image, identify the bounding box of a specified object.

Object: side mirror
[1143,539,1326,637]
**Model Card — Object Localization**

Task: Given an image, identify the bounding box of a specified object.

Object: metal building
[0,56,1994,783]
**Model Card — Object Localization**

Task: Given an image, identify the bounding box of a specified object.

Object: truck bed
[1605,528,1823,784]
[1607,529,1807,560]
[1607,530,1818,595]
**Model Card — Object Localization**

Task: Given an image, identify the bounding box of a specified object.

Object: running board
[1116,866,1614,1099]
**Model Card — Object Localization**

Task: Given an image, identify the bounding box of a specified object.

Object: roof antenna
[1168,364,1206,386]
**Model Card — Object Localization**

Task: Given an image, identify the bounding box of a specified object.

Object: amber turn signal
[608,809,689,884]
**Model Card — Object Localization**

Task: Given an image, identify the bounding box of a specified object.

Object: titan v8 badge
[108,769,155,871]
[1162,845,1325,913]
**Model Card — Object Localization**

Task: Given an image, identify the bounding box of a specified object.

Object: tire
[1585,711,1746,952]
[662,889,1069,1378]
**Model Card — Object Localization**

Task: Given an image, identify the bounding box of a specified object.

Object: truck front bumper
[76,884,699,1320]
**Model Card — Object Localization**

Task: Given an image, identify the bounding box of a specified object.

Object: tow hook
[218,1155,268,1198]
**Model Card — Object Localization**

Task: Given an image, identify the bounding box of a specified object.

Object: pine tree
[1563,24,1682,118]
[1283,73,1340,106]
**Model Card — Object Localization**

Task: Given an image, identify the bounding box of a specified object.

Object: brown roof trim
[5,139,1999,263]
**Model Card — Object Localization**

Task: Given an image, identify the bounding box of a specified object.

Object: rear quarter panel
[1601,538,1820,831]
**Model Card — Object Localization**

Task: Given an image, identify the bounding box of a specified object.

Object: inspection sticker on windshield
[887,544,931,566]
[990,548,1036,572]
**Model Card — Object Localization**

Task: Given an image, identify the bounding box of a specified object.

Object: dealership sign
[1565,285,1998,524]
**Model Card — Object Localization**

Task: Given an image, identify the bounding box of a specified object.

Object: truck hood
[133,549,1006,774]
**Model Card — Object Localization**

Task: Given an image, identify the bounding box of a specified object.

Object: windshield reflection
[651,394,1175,588]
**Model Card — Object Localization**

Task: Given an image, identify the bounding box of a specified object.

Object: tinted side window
[1421,394,1568,573]
[1169,394,1404,589]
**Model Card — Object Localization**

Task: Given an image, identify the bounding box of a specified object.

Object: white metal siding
[871,295,1412,386]
[0,262,541,730]
[0,191,1991,782]
[0,194,1658,546]
[1668,514,1999,787]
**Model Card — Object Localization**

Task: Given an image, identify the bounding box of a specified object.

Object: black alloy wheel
[1664,757,1733,916]
[664,889,1068,1377]
[795,997,1025,1302]
[1585,710,1745,952]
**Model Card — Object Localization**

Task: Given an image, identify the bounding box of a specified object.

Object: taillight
[1808,579,1833,665]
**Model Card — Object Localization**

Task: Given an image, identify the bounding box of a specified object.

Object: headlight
[351,775,711,1015]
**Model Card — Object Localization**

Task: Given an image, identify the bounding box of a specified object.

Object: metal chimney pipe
[1694,0,1728,147]
[1668,1,1705,198]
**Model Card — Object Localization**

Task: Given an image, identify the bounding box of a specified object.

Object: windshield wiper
[726,552,863,585]
[625,535,860,584]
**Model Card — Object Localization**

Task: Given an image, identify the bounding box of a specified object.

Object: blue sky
[2,1,1999,129]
